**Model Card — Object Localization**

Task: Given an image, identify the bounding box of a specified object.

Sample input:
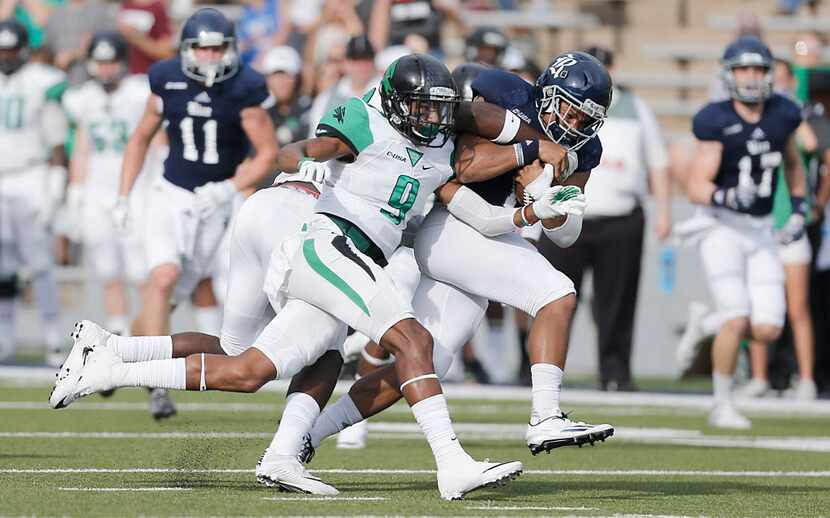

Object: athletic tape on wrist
[199,353,207,391]
[399,373,439,391]
[492,110,522,144]
[361,348,395,366]
[520,205,532,227]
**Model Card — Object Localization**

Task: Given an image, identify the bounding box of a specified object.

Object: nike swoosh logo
[422,165,434,170]
[483,462,515,473]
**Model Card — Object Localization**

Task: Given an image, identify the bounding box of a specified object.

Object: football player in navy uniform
[304,52,616,458]
[686,36,807,429]
[110,8,278,418]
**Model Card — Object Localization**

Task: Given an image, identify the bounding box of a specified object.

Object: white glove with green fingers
[531,185,587,220]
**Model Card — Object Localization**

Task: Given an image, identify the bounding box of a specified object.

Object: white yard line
[262,496,389,501]
[466,506,599,511]
[3,423,829,453]
[3,366,830,416]
[4,467,830,478]
[58,487,192,492]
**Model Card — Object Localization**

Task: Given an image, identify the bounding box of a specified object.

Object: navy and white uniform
[693,93,801,326]
[411,69,602,372]
[144,57,269,302]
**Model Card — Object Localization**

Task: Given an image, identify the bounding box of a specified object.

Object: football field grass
[1,383,828,518]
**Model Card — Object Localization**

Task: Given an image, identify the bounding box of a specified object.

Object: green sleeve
[316,97,374,155]
[45,80,67,102]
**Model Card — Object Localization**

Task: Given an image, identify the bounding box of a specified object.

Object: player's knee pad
[432,341,454,379]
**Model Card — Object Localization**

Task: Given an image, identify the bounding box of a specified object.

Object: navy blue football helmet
[536,51,611,150]
[179,8,238,87]
[0,19,29,76]
[721,35,773,103]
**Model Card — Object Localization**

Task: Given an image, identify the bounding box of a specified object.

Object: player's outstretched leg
[524,295,614,454]
[377,319,522,500]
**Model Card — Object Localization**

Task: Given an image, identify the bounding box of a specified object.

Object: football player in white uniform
[305,52,615,458]
[50,54,574,499]
[62,31,156,337]
[0,19,67,365]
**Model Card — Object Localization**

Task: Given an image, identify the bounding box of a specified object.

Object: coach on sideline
[533,46,673,392]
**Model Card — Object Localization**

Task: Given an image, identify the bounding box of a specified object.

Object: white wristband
[492,110,522,144]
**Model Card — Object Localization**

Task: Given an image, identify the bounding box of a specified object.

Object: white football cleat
[49,320,112,409]
[49,342,121,409]
[336,419,368,449]
[786,378,817,400]
[735,378,770,399]
[708,403,751,430]
[256,453,339,495]
[526,412,614,454]
[438,458,523,501]
[675,301,709,376]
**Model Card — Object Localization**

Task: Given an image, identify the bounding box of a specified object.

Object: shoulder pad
[692,102,728,141]
[316,97,374,155]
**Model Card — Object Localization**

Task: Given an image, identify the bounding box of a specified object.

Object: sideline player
[685,36,806,429]
[113,8,279,417]
[0,19,67,365]
[305,52,615,457]
[51,54,573,499]
[62,31,156,336]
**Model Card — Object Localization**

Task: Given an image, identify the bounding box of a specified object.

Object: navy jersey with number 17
[148,57,270,191]
[692,93,801,216]
[468,68,603,207]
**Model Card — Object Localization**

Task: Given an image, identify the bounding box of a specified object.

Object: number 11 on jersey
[180,116,219,164]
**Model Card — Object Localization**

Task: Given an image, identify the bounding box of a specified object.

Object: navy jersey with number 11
[692,93,801,216]
[148,57,270,191]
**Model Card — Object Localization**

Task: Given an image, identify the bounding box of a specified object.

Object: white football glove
[778,213,806,245]
[297,159,331,185]
[523,163,555,204]
[193,179,238,218]
[112,195,130,234]
[531,185,587,220]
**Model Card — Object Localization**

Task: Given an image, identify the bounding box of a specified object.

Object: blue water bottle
[659,245,676,294]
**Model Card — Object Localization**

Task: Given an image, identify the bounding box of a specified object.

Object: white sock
[310,394,363,448]
[119,358,187,390]
[107,335,173,362]
[712,372,733,405]
[265,392,320,459]
[530,363,563,422]
[107,315,131,336]
[194,306,222,335]
[411,394,471,470]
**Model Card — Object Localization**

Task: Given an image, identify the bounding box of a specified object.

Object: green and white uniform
[265,87,454,346]
[62,74,158,284]
[0,62,66,274]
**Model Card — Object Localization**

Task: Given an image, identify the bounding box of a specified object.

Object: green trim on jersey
[316,98,374,156]
[45,81,67,102]
[362,87,376,103]
[302,239,370,316]
[405,147,423,167]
